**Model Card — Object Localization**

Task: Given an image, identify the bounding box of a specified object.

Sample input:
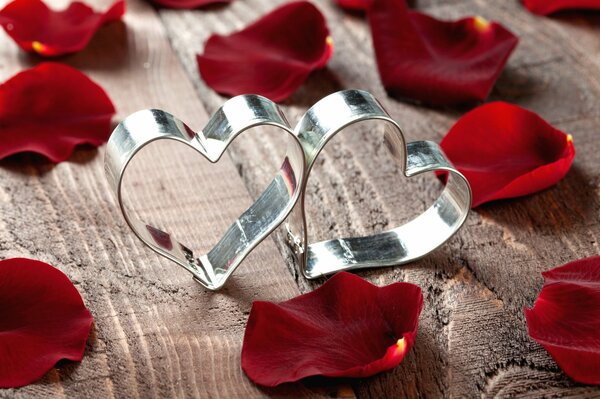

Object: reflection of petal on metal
[145,225,173,251]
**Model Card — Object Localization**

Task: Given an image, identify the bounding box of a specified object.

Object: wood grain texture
[158,0,600,397]
[0,0,343,397]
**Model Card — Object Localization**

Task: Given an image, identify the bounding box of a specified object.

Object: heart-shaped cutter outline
[106,90,472,290]
[105,95,306,290]
[283,90,472,279]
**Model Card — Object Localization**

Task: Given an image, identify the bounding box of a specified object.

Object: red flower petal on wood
[440,102,575,207]
[0,62,116,162]
[368,0,518,105]
[0,0,125,56]
[0,258,93,388]
[241,272,423,386]
[525,257,600,385]
[197,1,333,102]
[150,0,231,9]
[523,0,600,15]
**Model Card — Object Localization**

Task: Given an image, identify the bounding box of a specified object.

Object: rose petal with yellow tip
[439,102,575,207]
[368,0,518,105]
[0,0,124,56]
[241,272,423,387]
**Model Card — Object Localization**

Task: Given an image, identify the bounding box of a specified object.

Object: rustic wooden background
[1,0,600,397]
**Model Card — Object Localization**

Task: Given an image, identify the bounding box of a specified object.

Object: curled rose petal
[241,272,423,386]
[368,0,518,105]
[150,0,231,9]
[197,1,333,102]
[440,102,575,207]
[0,0,125,56]
[523,0,600,15]
[525,257,600,385]
[0,258,94,388]
[0,62,116,162]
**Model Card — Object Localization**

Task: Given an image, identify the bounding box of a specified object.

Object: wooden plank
[159,0,600,397]
[0,0,337,397]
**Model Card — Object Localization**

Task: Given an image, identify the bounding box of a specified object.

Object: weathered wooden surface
[159,0,600,397]
[0,0,338,397]
[1,0,600,397]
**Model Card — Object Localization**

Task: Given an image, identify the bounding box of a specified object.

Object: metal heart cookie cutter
[105,90,472,290]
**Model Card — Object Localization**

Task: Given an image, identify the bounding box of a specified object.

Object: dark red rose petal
[0,62,116,162]
[523,0,600,15]
[0,0,125,56]
[0,258,93,388]
[241,271,423,386]
[197,1,333,102]
[440,102,575,207]
[525,257,600,385]
[368,0,518,105]
[150,0,231,9]
[335,0,370,11]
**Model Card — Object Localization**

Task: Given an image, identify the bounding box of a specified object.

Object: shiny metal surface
[284,90,472,279]
[105,90,471,290]
[105,95,306,290]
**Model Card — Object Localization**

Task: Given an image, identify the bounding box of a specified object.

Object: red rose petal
[0,0,125,56]
[523,0,600,15]
[150,0,231,9]
[367,0,518,105]
[0,258,93,388]
[197,1,333,102]
[0,62,116,162]
[335,0,370,11]
[241,272,423,386]
[440,102,575,207]
[525,257,600,385]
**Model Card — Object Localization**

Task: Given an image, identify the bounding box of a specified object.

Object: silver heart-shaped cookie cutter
[105,90,472,290]
[105,95,306,290]
[284,90,471,279]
